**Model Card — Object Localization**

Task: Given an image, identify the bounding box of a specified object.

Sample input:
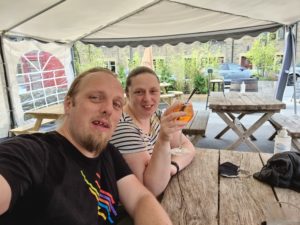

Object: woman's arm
[143,106,189,196]
[170,131,196,173]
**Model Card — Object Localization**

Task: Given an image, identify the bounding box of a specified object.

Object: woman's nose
[143,92,151,101]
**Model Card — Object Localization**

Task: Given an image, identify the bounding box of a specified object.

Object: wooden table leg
[215,113,256,140]
[32,118,43,131]
[217,112,274,152]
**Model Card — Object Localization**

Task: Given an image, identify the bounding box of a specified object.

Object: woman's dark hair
[125,66,160,93]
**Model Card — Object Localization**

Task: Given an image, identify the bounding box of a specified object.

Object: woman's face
[127,73,160,118]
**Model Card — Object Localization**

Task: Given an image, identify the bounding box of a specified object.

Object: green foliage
[193,74,208,94]
[154,60,176,90]
[246,34,278,77]
[73,42,106,75]
[117,64,127,88]
[166,42,222,93]
[128,52,141,70]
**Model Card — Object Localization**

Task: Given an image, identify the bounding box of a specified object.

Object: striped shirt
[110,111,161,154]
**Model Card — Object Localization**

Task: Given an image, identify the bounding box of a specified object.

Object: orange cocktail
[173,102,194,122]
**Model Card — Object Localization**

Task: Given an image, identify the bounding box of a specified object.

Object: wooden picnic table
[160,82,171,94]
[25,103,64,131]
[161,149,300,225]
[208,92,286,152]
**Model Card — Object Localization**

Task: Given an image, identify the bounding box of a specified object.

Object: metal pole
[0,36,17,131]
[291,26,297,115]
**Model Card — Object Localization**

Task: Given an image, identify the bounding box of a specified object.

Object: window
[277,28,284,40]
[16,50,68,112]
[105,60,116,72]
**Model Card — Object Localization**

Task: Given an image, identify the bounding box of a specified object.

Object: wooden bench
[167,91,183,100]
[9,119,56,136]
[269,113,300,151]
[160,93,176,105]
[183,110,210,144]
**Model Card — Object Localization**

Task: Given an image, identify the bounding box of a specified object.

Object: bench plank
[183,110,209,136]
[183,110,210,144]
[270,114,300,138]
[10,119,56,136]
[269,114,300,151]
[160,93,176,105]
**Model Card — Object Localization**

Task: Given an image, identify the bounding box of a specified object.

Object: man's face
[64,71,124,156]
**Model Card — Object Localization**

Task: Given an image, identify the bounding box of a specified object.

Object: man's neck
[57,126,99,158]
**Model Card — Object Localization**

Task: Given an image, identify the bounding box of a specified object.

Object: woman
[110,66,195,196]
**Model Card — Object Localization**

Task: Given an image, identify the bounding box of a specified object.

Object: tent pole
[0,37,17,132]
[291,25,297,115]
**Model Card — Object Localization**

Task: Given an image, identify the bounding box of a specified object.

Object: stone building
[98,25,300,73]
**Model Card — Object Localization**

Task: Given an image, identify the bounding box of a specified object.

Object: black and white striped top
[110,111,161,154]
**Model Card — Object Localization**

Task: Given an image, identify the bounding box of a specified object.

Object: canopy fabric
[1,0,300,47]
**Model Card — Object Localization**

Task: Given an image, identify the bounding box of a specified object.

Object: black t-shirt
[0,131,132,225]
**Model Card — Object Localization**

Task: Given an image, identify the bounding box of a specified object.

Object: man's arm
[0,174,12,215]
[117,174,172,225]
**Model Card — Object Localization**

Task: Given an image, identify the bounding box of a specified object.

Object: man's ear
[64,96,72,114]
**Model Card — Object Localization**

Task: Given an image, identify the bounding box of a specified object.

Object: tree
[73,42,106,75]
[246,34,277,77]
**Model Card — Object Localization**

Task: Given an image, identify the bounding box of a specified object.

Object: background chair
[205,68,224,109]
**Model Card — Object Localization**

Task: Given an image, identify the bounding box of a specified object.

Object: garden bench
[268,113,300,151]
[183,110,210,144]
[9,119,56,136]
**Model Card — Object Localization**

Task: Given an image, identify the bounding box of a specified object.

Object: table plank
[219,151,279,225]
[209,92,286,112]
[25,103,64,130]
[25,103,64,118]
[161,150,219,225]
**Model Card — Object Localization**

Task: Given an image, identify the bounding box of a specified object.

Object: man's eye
[89,95,102,102]
[113,102,122,110]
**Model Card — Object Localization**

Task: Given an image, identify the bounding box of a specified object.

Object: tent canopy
[1,0,300,47]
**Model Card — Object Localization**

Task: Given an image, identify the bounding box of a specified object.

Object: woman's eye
[134,90,144,95]
[151,90,159,94]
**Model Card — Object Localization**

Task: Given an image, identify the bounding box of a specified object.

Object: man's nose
[100,102,113,116]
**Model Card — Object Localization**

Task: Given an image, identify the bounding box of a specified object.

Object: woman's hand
[159,102,188,142]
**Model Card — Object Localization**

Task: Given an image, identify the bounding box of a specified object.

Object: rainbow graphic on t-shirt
[81,170,117,223]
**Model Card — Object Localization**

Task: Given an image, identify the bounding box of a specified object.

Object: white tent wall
[0,48,10,137]
[2,0,300,46]
[2,38,74,136]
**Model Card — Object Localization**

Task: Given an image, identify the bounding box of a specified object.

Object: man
[0,68,172,225]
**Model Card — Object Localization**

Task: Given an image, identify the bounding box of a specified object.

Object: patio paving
[189,81,299,153]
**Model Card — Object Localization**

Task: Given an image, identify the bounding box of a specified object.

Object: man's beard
[73,129,108,155]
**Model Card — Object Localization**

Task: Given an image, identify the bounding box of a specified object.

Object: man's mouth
[92,120,110,128]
